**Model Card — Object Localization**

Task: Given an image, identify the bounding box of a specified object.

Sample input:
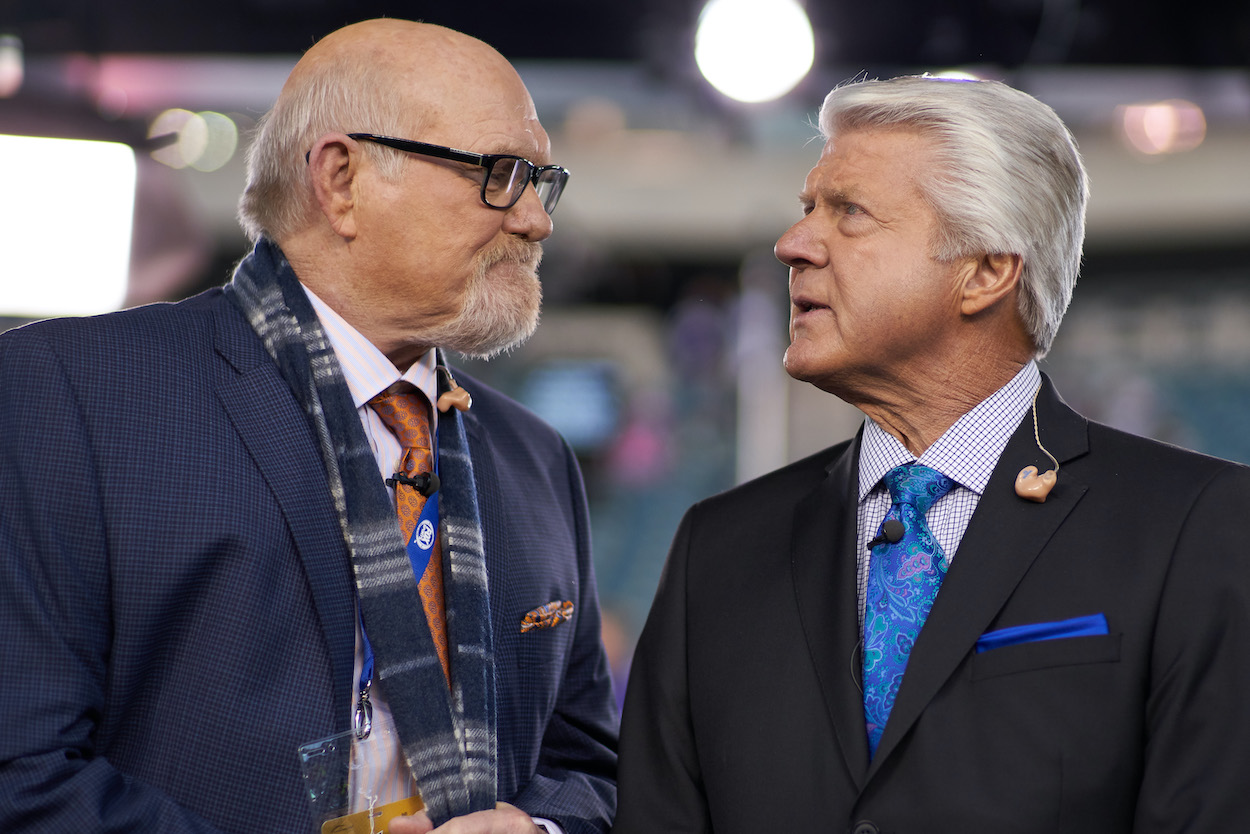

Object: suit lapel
[866,377,1091,776]
[792,432,872,786]
[211,299,357,728]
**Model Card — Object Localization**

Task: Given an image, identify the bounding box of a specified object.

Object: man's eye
[844,203,864,215]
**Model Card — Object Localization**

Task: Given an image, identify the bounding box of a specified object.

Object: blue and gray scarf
[225,238,497,825]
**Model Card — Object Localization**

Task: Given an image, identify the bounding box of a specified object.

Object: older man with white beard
[0,19,616,834]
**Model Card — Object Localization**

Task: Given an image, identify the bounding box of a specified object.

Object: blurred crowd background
[3,0,1248,696]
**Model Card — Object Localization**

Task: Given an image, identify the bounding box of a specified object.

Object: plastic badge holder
[298,728,424,834]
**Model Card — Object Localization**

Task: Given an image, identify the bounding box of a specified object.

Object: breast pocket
[970,633,1122,681]
[516,600,577,673]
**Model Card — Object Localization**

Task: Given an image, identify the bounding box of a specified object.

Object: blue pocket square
[976,613,1108,653]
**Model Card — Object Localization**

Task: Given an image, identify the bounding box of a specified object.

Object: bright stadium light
[695,0,815,103]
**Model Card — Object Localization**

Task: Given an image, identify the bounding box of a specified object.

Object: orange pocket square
[520,600,574,632]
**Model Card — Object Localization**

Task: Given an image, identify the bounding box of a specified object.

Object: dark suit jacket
[614,377,1250,834]
[0,289,617,833]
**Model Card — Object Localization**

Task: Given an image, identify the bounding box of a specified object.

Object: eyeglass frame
[345,132,569,215]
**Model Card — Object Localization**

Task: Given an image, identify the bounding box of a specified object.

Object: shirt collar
[302,284,439,408]
[858,362,1041,500]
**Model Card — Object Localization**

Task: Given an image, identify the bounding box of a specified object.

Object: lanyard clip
[354,685,373,740]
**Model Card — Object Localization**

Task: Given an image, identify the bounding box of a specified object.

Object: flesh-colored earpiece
[1015,465,1057,503]
[437,386,472,413]
[1015,384,1058,503]
[434,363,473,413]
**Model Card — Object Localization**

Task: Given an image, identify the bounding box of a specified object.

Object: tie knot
[368,383,432,451]
[884,463,955,515]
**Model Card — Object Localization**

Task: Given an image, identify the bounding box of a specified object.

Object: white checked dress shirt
[855,362,1042,626]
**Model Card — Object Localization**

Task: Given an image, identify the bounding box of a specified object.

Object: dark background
[8,0,1249,68]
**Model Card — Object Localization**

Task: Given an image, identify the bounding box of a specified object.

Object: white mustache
[480,240,543,272]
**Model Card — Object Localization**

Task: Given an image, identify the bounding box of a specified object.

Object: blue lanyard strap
[354,618,375,739]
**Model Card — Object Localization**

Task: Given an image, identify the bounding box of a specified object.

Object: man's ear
[960,251,1022,316]
[306,134,359,240]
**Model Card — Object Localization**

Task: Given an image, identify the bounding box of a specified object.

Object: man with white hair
[0,19,615,834]
[614,76,1250,833]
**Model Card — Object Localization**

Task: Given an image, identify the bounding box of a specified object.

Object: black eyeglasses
[348,133,569,215]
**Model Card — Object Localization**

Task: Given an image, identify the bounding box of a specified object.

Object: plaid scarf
[225,238,497,824]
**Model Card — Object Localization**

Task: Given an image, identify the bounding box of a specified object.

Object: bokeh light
[148,108,239,171]
[1118,99,1207,156]
[0,34,22,98]
[930,69,983,81]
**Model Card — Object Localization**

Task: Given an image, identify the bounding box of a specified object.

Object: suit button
[851,822,880,834]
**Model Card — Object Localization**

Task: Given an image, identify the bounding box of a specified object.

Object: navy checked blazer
[0,288,617,833]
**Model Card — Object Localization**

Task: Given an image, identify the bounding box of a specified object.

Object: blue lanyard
[354,425,440,739]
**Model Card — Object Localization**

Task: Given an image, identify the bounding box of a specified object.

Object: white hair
[237,57,419,243]
[819,76,1088,356]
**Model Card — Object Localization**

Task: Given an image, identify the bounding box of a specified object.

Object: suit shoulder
[1085,418,1250,480]
[1,289,226,354]
[0,290,250,395]
[1078,419,1250,511]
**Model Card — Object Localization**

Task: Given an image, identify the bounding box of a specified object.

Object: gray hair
[819,76,1088,356]
[237,57,418,243]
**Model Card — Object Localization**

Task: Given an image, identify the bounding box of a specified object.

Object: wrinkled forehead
[421,89,550,160]
[798,127,941,208]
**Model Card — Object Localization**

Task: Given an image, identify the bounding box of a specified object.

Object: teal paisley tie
[862,463,956,758]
